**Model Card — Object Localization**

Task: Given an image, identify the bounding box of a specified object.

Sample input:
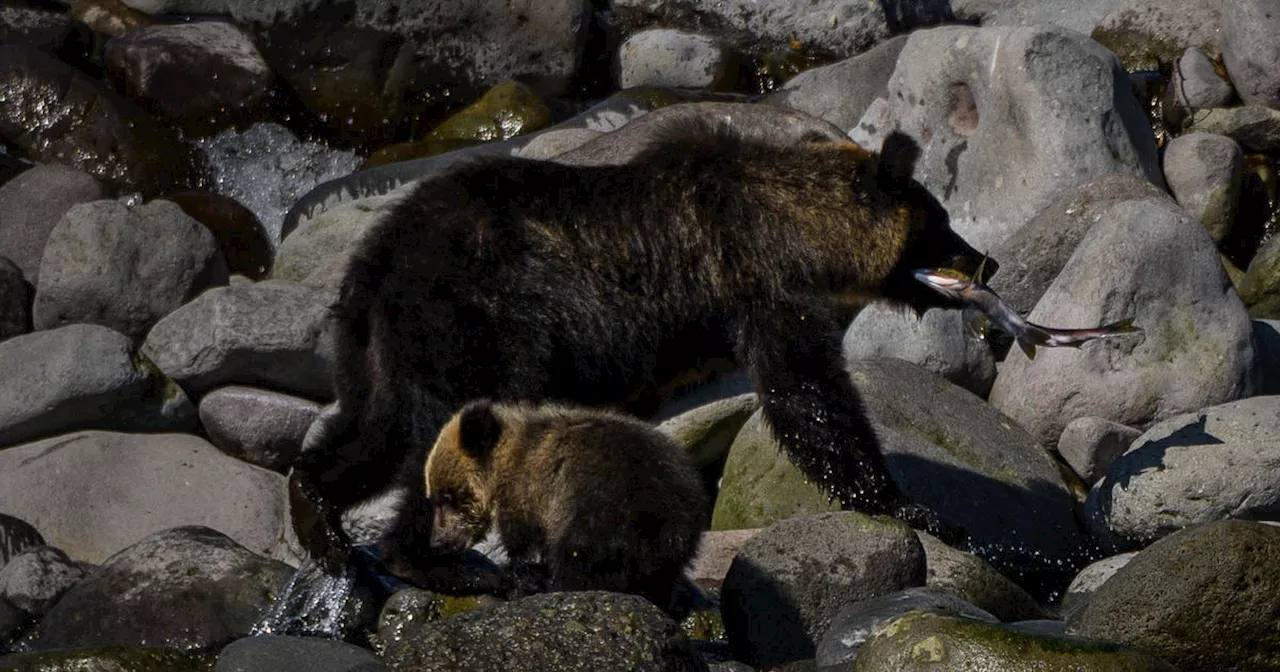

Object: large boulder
[990,197,1254,447]
[1220,0,1280,109]
[843,303,996,397]
[767,36,907,135]
[0,164,107,287]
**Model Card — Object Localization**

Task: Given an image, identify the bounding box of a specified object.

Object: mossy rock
[0,647,213,672]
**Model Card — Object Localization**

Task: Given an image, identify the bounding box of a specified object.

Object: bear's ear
[457,401,503,459]
[877,131,921,184]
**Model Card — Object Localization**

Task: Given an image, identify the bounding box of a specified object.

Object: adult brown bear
[290,120,990,585]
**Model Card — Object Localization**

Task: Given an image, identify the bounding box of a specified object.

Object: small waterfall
[252,558,360,640]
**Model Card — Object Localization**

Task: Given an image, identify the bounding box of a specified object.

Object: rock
[0,45,193,196]
[1242,235,1280,317]
[104,20,272,135]
[513,128,604,160]
[0,647,209,671]
[1091,0,1222,71]
[33,200,229,342]
[215,634,384,672]
[856,25,1161,252]
[916,532,1048,622]
[1186,106,1280,152]
[1164,47,1236,129]
[1067,520,1280,671]
[1060,552,1137,619]
[271,188,409,291]
[195,123,362,246]
[0,6,81,53]
[0,325,194,447]
[1253,320,1280,393]
[1162,132,1243,242]
[69,0,156,36]
[989,197,1255,447]
[815,586,997,670]
[381,591,705,671]
[199,386,322,472]
[658,393,757,470]
[0,514,44,570]
[1057,417,1142,486]
[0,431,290,565]
[843,304,996,397]
[857,610,1175,671]
[948,0,1120,34]
[767,36,906,135]
[848,358,1087,591]
[1085,396,1280,551]
[617,30,737,91]
[1220,0,1280,108]
[988,174,1167,319]
[0,595,23,646]
[141,280,335,400]
[160,191,274,280]
[721,511,925,667]
[711,408,843,531]
[0,256,30,342]
[374,587,497,655]
[22,527,293,652]
[388,80,551,161]
[684,529,759,592]
[0,164,108,287]
[0,546,88,615]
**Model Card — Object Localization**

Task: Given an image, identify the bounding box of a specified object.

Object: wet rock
[104,21,271,135]
[0,164,108,287]
[710,408,842,531]
[815,586,996,670]
[381,591,704,672]
[0,432,289,565]
[1091,0,1222,71]
[0,647,210,671]
[0,325,194,447]
[855,25,1161,252]
[33,200,229,342]
[990,197,1254,446]
[69,0,156,36]
[657,393,757,470]
[215,634,383,672]
[1220,0,1280,109]
[1162,132,1243,242]
[374,587,498,653]
[1254,320,1280,393]
[684,529,758,592]
[195,123,362,246]
[1165,47,1236,129]
[721,511,925,668]
[1060,552,1137,619]
[0,595,23,646]
[160,191,274,280]
[858,610,1175,671]
[22,527,293,652]
[1242,236,1280,318]
[1085,396,1280,551]
[199,386,322,472]
[617,30,737,91]
[0,546,88,616]
[848,358,1087,590]
[1068,520,1280,671]
[0,45,193,196]
[916,532,1048,622]
[1186,105,1280,152]
[0,6,81,54]
[141,280,335,400]
[0,514,44,570]
[767,36,907,135]
[0,256,30,342]
[1057,417,1142,486]
[843,304,995,397]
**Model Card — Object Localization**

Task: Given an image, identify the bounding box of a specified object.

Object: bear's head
[423,400,504,555]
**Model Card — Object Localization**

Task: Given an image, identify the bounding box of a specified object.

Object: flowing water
[252,558,361,640]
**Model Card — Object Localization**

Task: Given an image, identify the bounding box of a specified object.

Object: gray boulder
[616,30,736,91]
[1162,132,1243,242]
[271,188,409,291]
[34,199,229,342]
[1057,417,1142,486]
[0,255,30,342]
[1165,47,1236,124]
[1091,0,1222,69]
[916,531,1048,622]
[855,25,1161,251]
[199,386,322,472]
[216,634,385,672]
[657,392,757,469]
[1220,0,1280,108]
[721,511,925,668]
[1186,105,1280,152]
[142,280,335,400]
[766,35,907,134]
[1085,396,1280,551]
[949,0,1120,34]
[843,303,995,397]
[990,197,1254,447]
[0,431,290,565]
[1242,235,1280,318]
[381,591,705,672]
[1067,520,1280,672]
[22,526,294,652]
[0,164,107,286]
[1060,552,1137,619]
[0,513,44,569]
[0,324,194,447]
[0,545,88,615]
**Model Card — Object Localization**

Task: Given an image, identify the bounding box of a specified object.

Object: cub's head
[872,132,994,314]
[423,400,505,555]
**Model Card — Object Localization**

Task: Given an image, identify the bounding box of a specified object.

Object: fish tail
[1016,325,1053,360]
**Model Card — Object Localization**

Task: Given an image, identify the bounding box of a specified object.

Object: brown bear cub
[417,400,709,615]
[290,119,991,581]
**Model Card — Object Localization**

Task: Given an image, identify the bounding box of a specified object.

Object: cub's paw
[288,471,352,571]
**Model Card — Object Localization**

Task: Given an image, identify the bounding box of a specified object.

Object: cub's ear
[457,400,503,460]
[877,131,922,184]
